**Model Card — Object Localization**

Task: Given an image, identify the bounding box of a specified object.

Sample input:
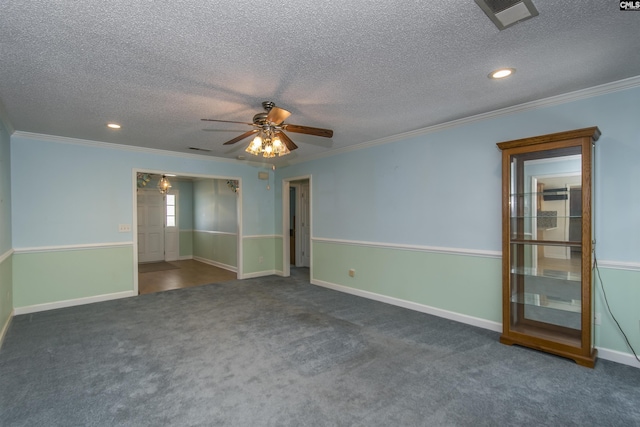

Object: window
[166,194,176,227]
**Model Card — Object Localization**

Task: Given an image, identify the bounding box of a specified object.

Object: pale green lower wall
[593,267,640,355]
[193,231,237,268]
[313,241,502,322]
[243,236,282,275]
[179,230,193,258]
[0,253,13,335]
[13,246,134,308]
[313,240,640,359]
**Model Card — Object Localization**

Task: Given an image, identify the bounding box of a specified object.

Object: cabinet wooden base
[500,334,597,368]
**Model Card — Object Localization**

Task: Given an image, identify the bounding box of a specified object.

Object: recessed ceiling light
[489,68,515,79]
[107,123,121,129]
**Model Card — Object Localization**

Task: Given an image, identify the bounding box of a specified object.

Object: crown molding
[11,131,267,167]
[288,74,640,165]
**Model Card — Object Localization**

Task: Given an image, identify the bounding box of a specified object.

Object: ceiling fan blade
[277,131,298,151]
[202,128,251,132]
[201,118,255,126]
[282,124,333,138]
[223,130,259,145]
[266,106,291,125]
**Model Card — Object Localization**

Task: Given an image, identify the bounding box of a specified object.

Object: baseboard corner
[0,309,15,349]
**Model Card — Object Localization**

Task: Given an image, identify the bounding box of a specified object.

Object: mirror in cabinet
[497,127,600,368]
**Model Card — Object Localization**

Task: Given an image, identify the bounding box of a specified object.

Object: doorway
[282,176,311,277]
[290,179,310,267]
[133,171,243,294]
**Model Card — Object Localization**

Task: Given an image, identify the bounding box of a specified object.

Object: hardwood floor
[138,259,237,295]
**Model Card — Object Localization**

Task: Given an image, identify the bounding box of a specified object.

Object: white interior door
[298,182,311,267]
[137,189,165,263]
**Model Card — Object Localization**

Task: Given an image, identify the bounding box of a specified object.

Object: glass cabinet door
[508,145,583,346]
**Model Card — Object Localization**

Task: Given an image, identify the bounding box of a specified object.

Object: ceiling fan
[201,101,333,158]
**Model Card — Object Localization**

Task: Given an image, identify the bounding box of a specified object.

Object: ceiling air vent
[474,0,539,30]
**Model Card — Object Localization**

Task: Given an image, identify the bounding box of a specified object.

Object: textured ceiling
[0,1,639,165]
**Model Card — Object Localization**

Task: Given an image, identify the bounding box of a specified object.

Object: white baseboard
[0,309,14,349]
[178,255,193,260]
[192,256,237,273]
[311,278,502,333]
[242,270,283,279]
[311,278,640,369]
[596,347,640,369]
[14,290,137,315]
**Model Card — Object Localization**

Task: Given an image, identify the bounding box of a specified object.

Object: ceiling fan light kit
[202,101,333,158]
[245,129,290,158]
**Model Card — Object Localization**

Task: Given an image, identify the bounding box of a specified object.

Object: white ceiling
[1,1,639,165]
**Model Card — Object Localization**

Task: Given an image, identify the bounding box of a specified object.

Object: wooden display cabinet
[497,127,600,367]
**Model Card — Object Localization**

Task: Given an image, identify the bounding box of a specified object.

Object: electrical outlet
[349,269,355,277]
[594,312,601,325]
[118,224,131,232]
[259,256,264,264]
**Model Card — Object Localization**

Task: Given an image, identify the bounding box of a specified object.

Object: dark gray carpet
[1,268,639,426]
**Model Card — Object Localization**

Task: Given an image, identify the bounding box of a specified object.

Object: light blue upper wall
[0,115,11,254]
[10,135,275,248]
[277,85,640,262]
[193,179,238,233]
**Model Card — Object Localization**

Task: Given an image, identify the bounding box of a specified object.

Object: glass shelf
[510,267,581,282]
[509,190,571,198]
[510,215,582,220]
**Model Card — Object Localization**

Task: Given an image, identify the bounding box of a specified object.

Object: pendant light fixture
[157,175,172,194]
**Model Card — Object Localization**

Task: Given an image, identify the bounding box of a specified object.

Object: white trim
[311,278,502,332]
[11,76,640,167]
[597,260,640,272]
[243,270,283,279]
[132,170,140,294]
[0,249,13,264]
[312,237,501,259]
[13,291,136,315]
[243,234,282,240]
[282,175,313,278]
[135,167,252,183]
[179,255,194,261]
[133,170,243,285]
[0,309,14,349]
[287,75,640,165]
[311,278,639,369]
[192,256,237,273]
[282,180,291,278]
[13,131,265,165]
[13,242,133,254]
[193,230,238,236]
[595,347,640,369]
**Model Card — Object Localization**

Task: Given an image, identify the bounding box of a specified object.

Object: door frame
[282,175,312,278]
[132,169,243,294]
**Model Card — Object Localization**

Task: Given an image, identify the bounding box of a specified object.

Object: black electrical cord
[594,255,640,363]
